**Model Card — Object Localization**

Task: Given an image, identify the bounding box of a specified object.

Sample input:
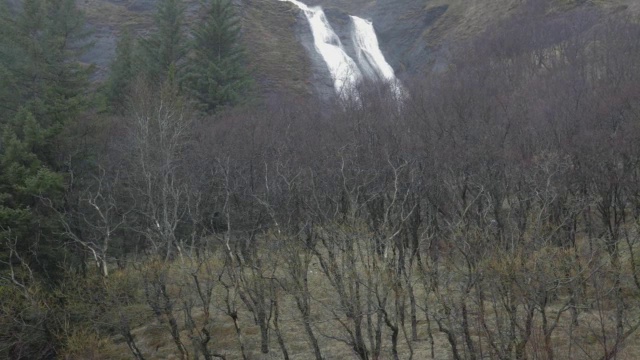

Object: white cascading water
[281,0,363,99]
[350,16,404,99]
[281,0,404,100]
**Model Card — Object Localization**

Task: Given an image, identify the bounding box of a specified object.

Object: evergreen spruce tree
[0,0,92,355]
[184,0,251,113]
[104,29,135,113]
[0,109,65,272]
[0,0,91,276]
[0,0,91,124]
[139,0,188,85]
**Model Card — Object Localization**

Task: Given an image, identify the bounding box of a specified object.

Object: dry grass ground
[91,232,640,359]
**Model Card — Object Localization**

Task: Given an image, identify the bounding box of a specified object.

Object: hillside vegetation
[2,0,640,359]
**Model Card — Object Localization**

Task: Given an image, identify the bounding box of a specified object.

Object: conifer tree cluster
[183,0,252,112]
[0,0,92,356]
[105,0,251,114]
[0,0,91,276]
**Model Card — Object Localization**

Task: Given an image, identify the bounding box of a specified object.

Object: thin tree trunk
[408,282,418,341]
[272,298,290,360]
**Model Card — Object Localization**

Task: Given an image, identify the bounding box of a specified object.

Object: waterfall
[281,0,362,99]
[281,0,404,100]
[350,16,404,99]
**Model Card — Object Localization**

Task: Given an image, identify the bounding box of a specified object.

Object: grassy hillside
[422,0,517,44]
[242,0,312,98]
[424,0,640,44]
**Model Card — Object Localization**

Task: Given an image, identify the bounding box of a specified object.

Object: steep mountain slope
[242,0,312,97]
[80,0,639,99]
[305,0,518,75]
